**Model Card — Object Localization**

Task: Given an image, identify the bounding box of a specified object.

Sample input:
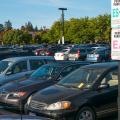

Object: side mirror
[98,83,110,90]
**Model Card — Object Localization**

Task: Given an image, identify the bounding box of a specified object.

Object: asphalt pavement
[0,107,118,120]
[0,100,118,120]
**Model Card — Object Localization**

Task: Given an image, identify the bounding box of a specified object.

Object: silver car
[0,56,55,86]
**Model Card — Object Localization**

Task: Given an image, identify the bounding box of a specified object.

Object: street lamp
[58,8,67,44]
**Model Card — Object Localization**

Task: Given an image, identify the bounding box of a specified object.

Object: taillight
[77,50,80,57]
[109,54,111,58]
[96,54,99,58]
[46,52,50,55]
[61,53,64,56]
[35,51,38,55]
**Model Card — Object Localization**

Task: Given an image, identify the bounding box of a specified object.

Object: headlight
[45,101,71,110]
[7,92,27,99]
[27,96,32,105]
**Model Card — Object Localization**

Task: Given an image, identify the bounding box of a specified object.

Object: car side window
[60,66,75,78]
[30,60,44,70]
[100,69,118,87]
[13,61,27,74]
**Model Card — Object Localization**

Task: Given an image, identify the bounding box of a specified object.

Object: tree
[0,24,4,32]
[25,21,34,31]
[2,29,32,45]
[4,20,12,30]
[34,26,38,32]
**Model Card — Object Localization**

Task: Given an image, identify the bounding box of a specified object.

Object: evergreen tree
[4,20,12,30]
[0,24,4,31]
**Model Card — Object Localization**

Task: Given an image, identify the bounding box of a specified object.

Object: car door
[91,68,118,117]
[4,60,28,83]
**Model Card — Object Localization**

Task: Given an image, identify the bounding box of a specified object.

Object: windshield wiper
[57,83,79,89]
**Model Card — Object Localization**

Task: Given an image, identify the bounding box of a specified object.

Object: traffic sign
[111,0,120,60]
[111,0,120,28]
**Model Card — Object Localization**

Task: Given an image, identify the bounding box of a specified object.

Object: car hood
[0,74,4,80]
[0,74,5,85]
[0,78,46,92]
[32,84,84,104]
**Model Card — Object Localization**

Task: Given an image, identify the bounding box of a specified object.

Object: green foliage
[49,14,111,44]
[2,30,32,45]
[0,14,111,45]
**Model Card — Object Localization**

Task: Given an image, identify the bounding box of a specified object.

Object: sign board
[111,28,120,60]
[111,0,120,60]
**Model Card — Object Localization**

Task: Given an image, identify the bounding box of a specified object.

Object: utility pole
[58,8,67,44]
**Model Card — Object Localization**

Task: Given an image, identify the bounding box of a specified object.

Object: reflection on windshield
[31,65,61,79]
[58,68,103,89]
[0,61,12,74]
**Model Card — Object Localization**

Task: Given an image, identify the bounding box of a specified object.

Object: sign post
[111,0,120,119]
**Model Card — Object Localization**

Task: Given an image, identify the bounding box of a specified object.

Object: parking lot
[0,44,118,120]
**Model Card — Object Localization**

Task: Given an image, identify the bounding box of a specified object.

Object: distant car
[0,56,55,86]
[68,47,92,61]
[0,61,89,111]
[34,46,62,56]
[54,49,70,60]
[86,48,111,62]
[26,62,118,120]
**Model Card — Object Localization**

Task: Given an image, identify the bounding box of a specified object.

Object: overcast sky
[0,0,110,28]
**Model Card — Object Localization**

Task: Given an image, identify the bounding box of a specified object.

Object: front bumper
[26,104,76,119]
[0,95,23,110]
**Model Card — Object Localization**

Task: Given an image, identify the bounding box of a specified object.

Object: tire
[75,106,96,120]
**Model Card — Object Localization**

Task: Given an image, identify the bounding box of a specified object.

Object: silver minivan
[0,56,55,86]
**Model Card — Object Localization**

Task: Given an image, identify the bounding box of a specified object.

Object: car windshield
[0,61,12,74]
[58,68,103,89]
[31,65,61,79]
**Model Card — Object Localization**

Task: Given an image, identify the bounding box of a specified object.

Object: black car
[26,62,118,120]
[0,61,89,111]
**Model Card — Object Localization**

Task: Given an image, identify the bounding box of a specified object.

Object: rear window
[70,48,78,53]
[30,60,44,70]
[79,49,86,53]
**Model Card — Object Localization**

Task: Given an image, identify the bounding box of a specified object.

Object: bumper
[0,96,23,110]
[26,104,76,119]
[54,56,66,60]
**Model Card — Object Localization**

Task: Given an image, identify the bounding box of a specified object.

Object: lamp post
[58,8,67,44]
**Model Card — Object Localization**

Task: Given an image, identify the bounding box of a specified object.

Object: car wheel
[75,107,96,120]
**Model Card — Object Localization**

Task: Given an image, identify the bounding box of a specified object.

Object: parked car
[0,56,55,86]
[68,47,93,61]
[26,62,118,120]
[0,61,89,111]
[35,45,62,56]
[86,48,111,63]
[54,49,70,60]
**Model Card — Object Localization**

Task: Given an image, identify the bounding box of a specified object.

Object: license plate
[29,112,36,116]
[69,58,76,60]
[89,54,94,57]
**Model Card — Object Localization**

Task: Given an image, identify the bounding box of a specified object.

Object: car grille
[30,100,47,110]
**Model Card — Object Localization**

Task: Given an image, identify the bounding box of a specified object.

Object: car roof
[2,56,54,62]
[80,62,118,70]
[43,61,89,67]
